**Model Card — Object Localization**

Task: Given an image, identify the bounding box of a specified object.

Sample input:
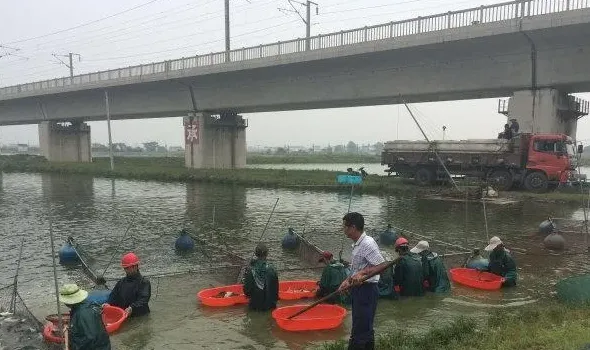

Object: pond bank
[0,155,587,204]
[319,302,590,350]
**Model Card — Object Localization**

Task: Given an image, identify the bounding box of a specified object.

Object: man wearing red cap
[393,237,424,297]
[106,252,151,317]
[316,251,348,304]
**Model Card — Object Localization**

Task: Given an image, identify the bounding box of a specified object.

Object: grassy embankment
[0,155,417,195]
[319,303,590,350]
[247,153,381,164]
[0,154,588,203]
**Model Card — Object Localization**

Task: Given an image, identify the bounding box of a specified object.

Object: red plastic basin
[278,280,318,300]
[449,267,504,290]
[42,305,128,344]
[102,304,128,333]
[197,284,249,307]
[272,304,347,332]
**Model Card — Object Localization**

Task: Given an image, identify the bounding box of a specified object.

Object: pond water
[0,172,588,349]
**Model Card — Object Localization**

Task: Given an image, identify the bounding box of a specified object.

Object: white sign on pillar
[184,119,200,144]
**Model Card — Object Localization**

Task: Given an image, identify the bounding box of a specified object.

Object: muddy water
[0,172,587,349]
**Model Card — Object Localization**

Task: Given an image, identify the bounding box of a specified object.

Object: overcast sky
[1,0,589,148]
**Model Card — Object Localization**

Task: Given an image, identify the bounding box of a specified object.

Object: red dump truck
[381,133,583,192]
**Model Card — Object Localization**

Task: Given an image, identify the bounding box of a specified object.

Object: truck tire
[524,171,549,193]
[415,167,435,186]
[489,170,513,191]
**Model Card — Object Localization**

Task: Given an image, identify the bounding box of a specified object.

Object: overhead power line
[5,0,165,45]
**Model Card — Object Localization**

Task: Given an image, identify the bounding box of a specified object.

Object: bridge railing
[1,0,588,97]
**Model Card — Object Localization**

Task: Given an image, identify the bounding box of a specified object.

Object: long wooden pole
[237,198,280,283]
[287,257,400,319]
[10,238,25,313]
[49,221,66,349]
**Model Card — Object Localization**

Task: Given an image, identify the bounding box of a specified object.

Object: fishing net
[292,230,325,268]
[0,283,54,349]
[555,274,590,305]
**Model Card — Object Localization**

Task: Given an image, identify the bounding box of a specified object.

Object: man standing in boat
[106,252,151,317]
[410,240,451,294]
[60,283,111,350]
[316,250,348,304]
[338,212,385,350]
[484,236,518,287]
[243,243,279,311]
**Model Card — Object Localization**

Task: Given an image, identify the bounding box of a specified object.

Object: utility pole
[279,0,318,51]
[52,52,81,78]
[225,0,230,62]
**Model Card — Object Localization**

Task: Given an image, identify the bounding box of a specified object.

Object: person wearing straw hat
[484,236,518,287]
[410,240,450,294]
[60,283,111,350]
[316,250,348,304]
[243,243,279,311]
[106,252,151,317]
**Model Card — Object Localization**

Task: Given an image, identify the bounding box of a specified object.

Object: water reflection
[41,173,95,221]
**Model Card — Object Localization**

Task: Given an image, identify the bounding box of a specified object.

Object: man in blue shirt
[338,212,385,350]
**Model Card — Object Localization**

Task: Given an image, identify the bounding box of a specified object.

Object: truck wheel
[524,171,548,193]
[415,167,435,186]
[489,170,513,191]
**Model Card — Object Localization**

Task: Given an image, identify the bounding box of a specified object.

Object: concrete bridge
[1,0,589,167]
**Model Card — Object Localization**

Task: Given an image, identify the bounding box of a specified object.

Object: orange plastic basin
[102,304,128,333]
[449,268,504,290]
[279,280,318,300]
[197,284,249,307]
[42,305,128,343]
[272,304,347,332]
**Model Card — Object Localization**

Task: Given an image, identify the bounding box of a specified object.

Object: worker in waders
[484,236,518,287]
[316,250,349,304]
[393,237,424,297]
[106,252,151,316]
[410,240,451,294]
[243,243,279,311]
[60,283,111,350]
[377,252,397,299]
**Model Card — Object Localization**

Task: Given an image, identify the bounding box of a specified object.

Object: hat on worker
[318,251,333,262]
[59,284,88,305]
[484,236,503,252]
[410,240,430,254]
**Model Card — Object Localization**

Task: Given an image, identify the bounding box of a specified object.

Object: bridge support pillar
[183,112,247,169]
[499,89,589,138]
[38,121,92,162]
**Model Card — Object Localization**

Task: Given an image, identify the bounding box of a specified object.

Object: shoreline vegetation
[0,154,588,203]
[318,302,590,350]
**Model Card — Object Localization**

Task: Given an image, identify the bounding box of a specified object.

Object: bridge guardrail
[0,0,588,97]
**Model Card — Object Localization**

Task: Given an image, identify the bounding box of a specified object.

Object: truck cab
[522,134,578,191]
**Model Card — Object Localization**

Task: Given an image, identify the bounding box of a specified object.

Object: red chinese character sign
[184,120,199,144]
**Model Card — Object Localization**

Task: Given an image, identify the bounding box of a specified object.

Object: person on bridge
[410,240,451,294]
[60,283,111,350]
[509,118,520,135]
[243,243,279,311]
[393,237,424,297]
[337,212,385,350]
[106,252,151,317]
[316,250,349,304]
[484,236,518,287]
[498,124,513,140]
